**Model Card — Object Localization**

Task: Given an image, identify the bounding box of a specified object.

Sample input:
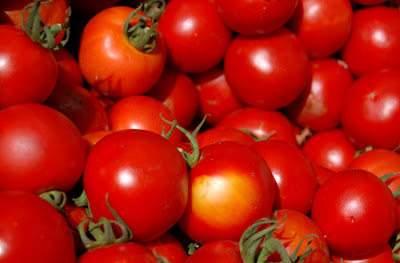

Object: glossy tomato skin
[196,127,256,149]
[0,103,86,194]
[214,0,298,35]
[251,140,319,215]
[52,47,84,87]
[216,107,298,145]
[311,169,397,257]
[223,27,311,110]
[301,128,357,172]
[287,0,353,59]
[77,243,158,263]
[185,240,242,263]
[143,232,188,263]
[0,25,57,109]
[79,6,166,99]
[331,242,394,263]
[0,191,75,262]
[284,58,354,131]
[158,0,232,73]
[341,69,400,151]
[178,141,276,244]
[340,6,400,77]
[83,129,189,242]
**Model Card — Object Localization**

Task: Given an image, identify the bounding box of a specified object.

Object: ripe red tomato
[311,169,397,257]
[341,69,400,151]
[285,58,354,131]
[52,47,84,87]
[252,140,319,215]
[0,191,75,262]
[287,0,353,59]
[223,27,310,110]
[185,240,242,263]
[196,127,256,149]
[0,103,86,194]
[108,95,182,143]
[143,232,188,263]
[83,129,189,242]
[331,242,394,263]
[340,6,400,77]
[178,141,276,244]
[158,0,232,73]
[79,6,166,99]
[0,25,57,109]
[216,107,298,146]
[214,0,298,35]
[301,128,357,172]
[350,0,388,4]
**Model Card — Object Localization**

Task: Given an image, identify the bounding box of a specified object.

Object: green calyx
[21,0,71,50]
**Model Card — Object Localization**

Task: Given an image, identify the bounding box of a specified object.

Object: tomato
[287,0,353,59]
[146,66,199,128]
[284,58,354,131]
[107,95,182,143]
[79,6,166,100]
[185,240,242,263]
[143,232,188,263]
[0,25,57,109]
[314,164,335,185]
[52,47,84,87]
[301,128,357,172]
[348,148,400,193]
[77,243,159,263]
[311,169,397,257]
[340,6,400,77]
[0,191,75,262]
[350,0,388,4]
[214,0,298,35]
[178,141,276,244]
[45,84,110,135]
[223,27,311,110]
[331,242,394,263]
[341,69,400,151]
[191,66,243,126]
[0,103,86,194]
[196,127,256,149]
[252,140,319,215]
[83,129,189,242]
[158,0,232,73]
[82,130,114,153]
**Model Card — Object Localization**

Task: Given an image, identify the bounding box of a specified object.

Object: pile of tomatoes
[1,0,400,262]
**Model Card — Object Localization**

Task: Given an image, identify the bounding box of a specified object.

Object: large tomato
[0,191,75,262]
[196,127,256,149]
[0,25,57,109]
[340,6,400,77]
[143,232,188,263]
[185,240,242,263]
[331,242,394,263]
[341,69,400,151]
[178,141,276,244]
[223,27,310,110]
[79,6,166,99]
[158,0,232,73]
[311,169,397,257]
[0,103,86,194]
[83,129,189,242]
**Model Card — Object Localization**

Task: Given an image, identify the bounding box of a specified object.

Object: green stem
[39,190,67,214]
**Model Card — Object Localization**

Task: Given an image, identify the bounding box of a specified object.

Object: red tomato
[348,148,400,193]
[178,141,276,244]
[82,130,114,153]
[0,191,75,262]
[185,240,242,263]
[340,6,400,77]
[158,0,232,73]
[83,129,189,242]
[350,0,388,4]
[45,84,110,135]
[331,242,394,263]
[311,169,397,257]
[191,67,243,126]
[214,0,298,35]
[216,107,298,146]
[314,165,335,185]
[341,69,400,151]
[0,25,57,109]
[77,243,159,263]
[146,67,199,128]
[196,127,256,149]
[52,47,84,87]
[252,140,319,215]
[287,0,353,59]
[0,103,86,194]
[143,232,188,263]
[107,95,182,143]
[285,58,354,131]
[79,6,166,99]
[301,128,357,172]
[223,27,310,110]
